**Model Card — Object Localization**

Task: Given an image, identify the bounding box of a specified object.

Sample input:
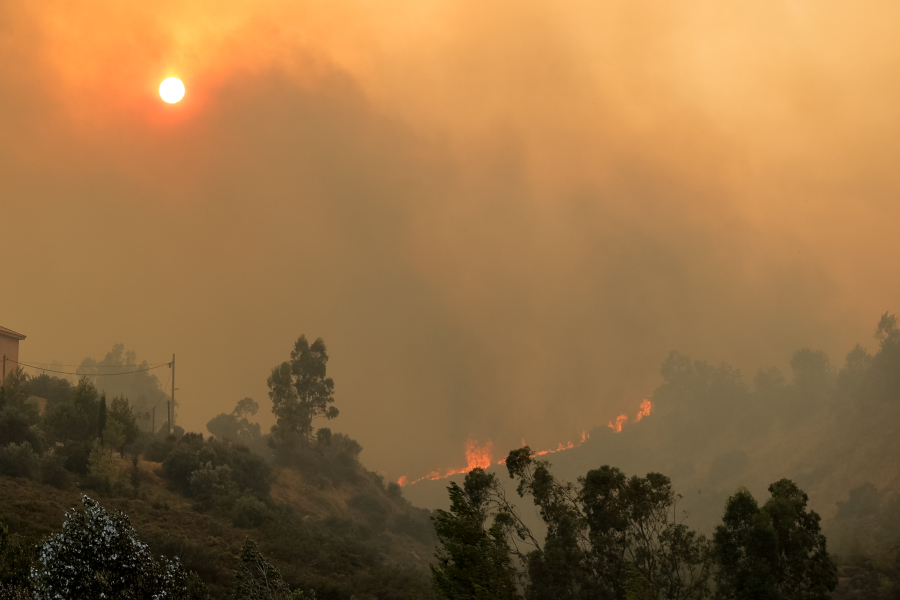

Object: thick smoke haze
[2,0,899,479]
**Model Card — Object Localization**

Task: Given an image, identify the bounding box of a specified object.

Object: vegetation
[432,458,836,600]
[267,336,338,448]
[0,314,897,598]
[0,336,438,599]
[30,495,204,599]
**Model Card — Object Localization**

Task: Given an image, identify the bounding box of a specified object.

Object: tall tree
[431,469,521,600]
[98,394,107,443]
[232,537,314,600]
[267,336,338,446]
[713,479,837,600]
[504,449,712,600]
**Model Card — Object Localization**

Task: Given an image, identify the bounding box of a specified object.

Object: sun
[159,78,185,104]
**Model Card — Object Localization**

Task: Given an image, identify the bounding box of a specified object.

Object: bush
[0,443,38,479]
[232,495,274,529]
[39,453,71,489]
[189,462,234,502]
[162,446,203,493]
[57,443,91,476]
[0,406,45,456]
[31,496,191,599]
[144,437,177,462]
[349,492,390,529]
[162,437,272,500]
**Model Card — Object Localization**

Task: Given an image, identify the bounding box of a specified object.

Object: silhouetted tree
[431,469,521,600]
[713,479,837,600]
[267,336,338,447]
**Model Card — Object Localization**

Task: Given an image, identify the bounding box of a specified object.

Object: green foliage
[38,453,71,489]
[109,395,140,449]
[42,377,102,444]
[191,462,235,503]
[267,336,338,446]
[273,431,362,486]
[713,480,837,600]
[25,374,72,409]
[0,406,43,453]
[98,394,107,443]
[0,443,39,479]
[0,524,36,590]
[206,398,263,446]
[161,435,272,500]
[232,496,274,529]
[0,370,30,409]
[431,470,521,600]
[103,417,127,456]
[31,495,192,599]
[434,455,713,600]
[232,537,294,600]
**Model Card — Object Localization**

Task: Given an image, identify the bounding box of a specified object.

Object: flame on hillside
[608,414,627,432]
[397,399,653,486]
[635,399,652,422]
[397,440,493,487]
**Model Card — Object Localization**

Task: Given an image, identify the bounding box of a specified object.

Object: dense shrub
[274,432,363,486]
[349,492,390,530]
[31,496,194,599]
[144,436,178,462]
[190,462,234,503]
[162,436,271,500]
[232,495,273,529]
[38,453,71,489]
[57,443,91,476]
[0,407,43,453]
[0,444,38,479]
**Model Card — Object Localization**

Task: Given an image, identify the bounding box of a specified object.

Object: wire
[15,362,170,377]
[16,361,171,367]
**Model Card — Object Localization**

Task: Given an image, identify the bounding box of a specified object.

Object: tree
[232,537,314,600]
[431,469,521,600]
[31,495,193,599]
[206,398,262,446]
[712,480,837,600]
[43,377,102,443]
[103,418,127,456]
[502,449,712,600]
[98,394,107,443]
[109,395,140,449]
[432,452,712,600]
[267,336,338,446]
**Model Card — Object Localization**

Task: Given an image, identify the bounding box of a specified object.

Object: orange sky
[2,0,899,478]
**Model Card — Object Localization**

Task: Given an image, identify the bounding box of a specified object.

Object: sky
[2,0,899,480]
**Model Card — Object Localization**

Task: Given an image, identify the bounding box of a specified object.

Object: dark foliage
[713,480,837,600]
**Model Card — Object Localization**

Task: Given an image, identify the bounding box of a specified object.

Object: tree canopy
[267,336,338,446]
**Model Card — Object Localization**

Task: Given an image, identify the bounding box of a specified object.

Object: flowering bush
[31,495,193,599]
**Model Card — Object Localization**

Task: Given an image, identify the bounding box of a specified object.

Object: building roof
[0,326,26,340]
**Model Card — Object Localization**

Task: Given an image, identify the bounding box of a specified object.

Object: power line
[16,361,171,367]
[16,361,170,377]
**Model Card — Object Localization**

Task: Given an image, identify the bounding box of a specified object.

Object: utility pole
[152,406,156,435]
[171,354,175,433]
[2,355,5,385]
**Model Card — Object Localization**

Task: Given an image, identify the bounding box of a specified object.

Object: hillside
[0,455,438,600]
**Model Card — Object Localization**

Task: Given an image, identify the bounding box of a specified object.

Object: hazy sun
[159,78,185,103]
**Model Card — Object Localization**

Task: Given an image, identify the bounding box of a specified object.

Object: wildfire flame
[608,414,627,433]
[635,399,652,422]
[398,440,493,487]
[397,400,653,487]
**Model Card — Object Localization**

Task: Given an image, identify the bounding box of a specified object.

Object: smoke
[1,0,899,478]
